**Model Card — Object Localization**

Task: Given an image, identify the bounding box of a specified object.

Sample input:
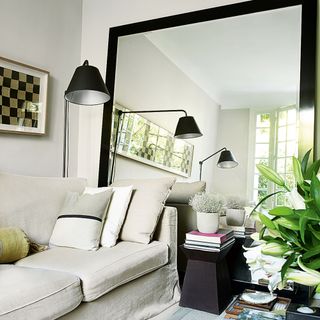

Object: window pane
[279,111,287,126]
[256,128,270,143]
[287,109,296,124]
[256,114,270,127]
[287,141,297,156]
[278,142,286,157]
[287,125,296,141]
[255,144,269,158]
[278,126,286,141]
[258,175,268,190]
[277,158,285,173]
[286,159,293,173]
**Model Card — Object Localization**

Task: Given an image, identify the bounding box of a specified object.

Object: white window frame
[247,106,298,207]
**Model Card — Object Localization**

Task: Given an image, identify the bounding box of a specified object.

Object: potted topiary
[226,196,246,226]
[244,150,320,298]
[189,192,224,233]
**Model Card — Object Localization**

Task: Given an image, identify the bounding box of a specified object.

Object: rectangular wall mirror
[99,0,316,206]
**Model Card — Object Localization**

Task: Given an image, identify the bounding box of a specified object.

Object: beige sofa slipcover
[0,173,180,320]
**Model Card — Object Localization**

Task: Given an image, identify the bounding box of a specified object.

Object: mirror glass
[112,4,309,206]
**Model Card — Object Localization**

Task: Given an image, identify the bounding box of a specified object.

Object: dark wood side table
[179,244,233,315]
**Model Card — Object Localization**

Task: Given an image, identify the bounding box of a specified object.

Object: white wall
[212,109,250,198]
[112,34,220,189]
[79,0,246,186]
[0,0,82,177]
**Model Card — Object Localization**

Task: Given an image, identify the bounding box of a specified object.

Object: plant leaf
[278,226,301,247]
[259,213,277,230]
[281,253,296,281]
[301,149,312,176]
[276,217,300,231]
[302,245,320,259]
[269,206,293,217]
[256,164,286,187]
[292,156,304,185]
[305,159,320,180]
[249,191,283,216]
[309,225,320,241]
[299,213,308,244]
[305,256,320,270]
[311,174,320,211]
[259,226,266,240]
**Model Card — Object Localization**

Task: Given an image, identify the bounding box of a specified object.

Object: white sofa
[0,173,180,320]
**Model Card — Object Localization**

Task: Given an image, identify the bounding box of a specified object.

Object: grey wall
[0,0,82,177]
[212,109,250,199]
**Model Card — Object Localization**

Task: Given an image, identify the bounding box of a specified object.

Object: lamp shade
[65,60,110,105]
[174,116,202,139]
[217,150,238,168]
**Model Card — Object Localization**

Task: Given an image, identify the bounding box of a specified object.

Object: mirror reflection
[113,5,303,206]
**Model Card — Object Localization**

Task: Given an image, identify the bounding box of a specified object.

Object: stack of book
[184,229,235,252]
[219,216,255,238]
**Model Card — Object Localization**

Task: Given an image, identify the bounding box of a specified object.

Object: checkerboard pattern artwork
[0,66,40,128]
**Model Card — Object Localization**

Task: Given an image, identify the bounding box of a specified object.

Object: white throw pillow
[84,186,133,247]
[49,190,113,250]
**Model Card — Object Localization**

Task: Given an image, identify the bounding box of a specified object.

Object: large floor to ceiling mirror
[99,0,316,208]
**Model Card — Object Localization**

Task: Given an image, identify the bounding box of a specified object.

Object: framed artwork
[0,57,49,135]
[112,104,194,177]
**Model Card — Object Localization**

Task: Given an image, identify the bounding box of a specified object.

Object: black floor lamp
[199,147,238,181]
[63,60,110,177]
[109,109,202,185]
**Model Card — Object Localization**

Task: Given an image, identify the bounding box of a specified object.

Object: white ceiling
[145,5,302,109]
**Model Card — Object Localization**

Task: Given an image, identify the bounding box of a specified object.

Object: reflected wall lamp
[63,60,110,177]
[199,147,238,181]
[109,109,202,185]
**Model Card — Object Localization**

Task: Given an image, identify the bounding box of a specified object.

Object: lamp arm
[198,147,227,181]
[199,147,227,164]
[119,109,188,117]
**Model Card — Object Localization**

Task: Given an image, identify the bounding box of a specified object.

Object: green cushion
[0,227,30,263]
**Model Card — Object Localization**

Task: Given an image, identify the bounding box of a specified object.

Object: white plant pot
[226,208,245,226]
[196,212,219,233]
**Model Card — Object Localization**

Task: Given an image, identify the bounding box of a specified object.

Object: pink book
[186,229,233,243]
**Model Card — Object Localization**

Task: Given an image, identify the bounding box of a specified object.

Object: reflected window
[252,106,298,207]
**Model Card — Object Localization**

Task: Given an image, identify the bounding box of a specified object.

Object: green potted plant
[244,150,320,295]
[226,196,246,226]
[189,192,224,233]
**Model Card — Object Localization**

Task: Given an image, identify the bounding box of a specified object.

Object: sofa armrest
[153,206,177,265]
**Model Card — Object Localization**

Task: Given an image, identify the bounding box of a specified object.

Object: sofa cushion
[16,241,168,302]
[0,173,87,244]
[84,185,133,247]
[0,264,82,320]
[166,181,206,204]
[111,177,176,244]
[49,190,113,250]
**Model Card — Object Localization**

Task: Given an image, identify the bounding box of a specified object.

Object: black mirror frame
[98,0,317,186]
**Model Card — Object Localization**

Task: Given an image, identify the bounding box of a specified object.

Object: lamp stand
[63,99,70,177]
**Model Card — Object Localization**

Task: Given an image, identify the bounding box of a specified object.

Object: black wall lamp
[199,147,238,181]
[63,60,110,177]
[109,108,202,185]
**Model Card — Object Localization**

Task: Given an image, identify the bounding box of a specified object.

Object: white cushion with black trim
[49,190,113,251]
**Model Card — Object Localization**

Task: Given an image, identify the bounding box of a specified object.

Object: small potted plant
[226,196,246,226]
[189,192,224,233]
